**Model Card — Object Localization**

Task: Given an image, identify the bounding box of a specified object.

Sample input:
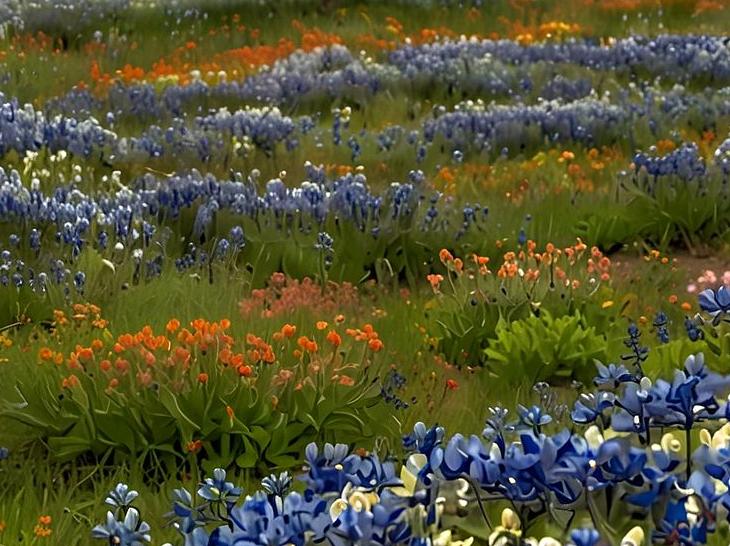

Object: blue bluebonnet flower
[653,311,670,344]
[699,285,730,324]
[197,468,241,504]
[571,391,615,424]
[482,406,512,451]
[29,228,40,252]
[261,472,292,497]
[516,404,552,433]
[91,508,151,545]
[622,323,649,374]
[74,271,86,294]
[633,142,706,182]
[328,503,409,546]
[685,316,704,341]
[0,447,8,460]
[169,488,202,536]
[652,498,709,545]
[403,422,444,455]
[517,227,527,246]
[210,491,329,546]
[105,483,139,510]
[381,370,410,409]
[594,362,635,390]
[315,231,335,268]
[569,528,601,546]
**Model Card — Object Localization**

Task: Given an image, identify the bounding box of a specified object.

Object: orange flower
[218,347,232,365]
[38,347,53,361]
[368,339,384,352]
[185,440,203,454]
[61,375,80,389]
[427,274,443,291]
[230,353,244,368]
[38,516,52,526]
[226,405,235,421]
[446,379,459,391]
[114,358,130,374]
[166,319,180,333]
[681,302,692,312]
[77,347,94,362]
[197,373,209,384]
[173,347,191,365]
[439,248,454,263]
[281,324,297,338]
[316,321,328,330]
[33,525,51,538]
[326,330,341,347]
[136,370,152,387]
[99,359,111,372]
[237,365,253,377]
[142,350,156,367]
[339,375,355,386]
[668,295,678,304]
[91,339,104,352]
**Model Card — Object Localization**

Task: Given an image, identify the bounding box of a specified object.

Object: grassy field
[1,0,730,544]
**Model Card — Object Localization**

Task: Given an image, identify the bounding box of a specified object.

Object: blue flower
[91,508,151,546]
[569,528,601,546]
[105,483,139,510]
[653,311,670,344]
[593,362,635,390]
[261,471,292,497]
[699,286,730,324]
[403,422,444,455]
[652,499,708,545]
[621,324,649,373]
[571,391,615,424]
[594,438,647,487]
[516,404,552,433]
[482,406,512,451]
[197,468,241,504]
[684,316,704,342]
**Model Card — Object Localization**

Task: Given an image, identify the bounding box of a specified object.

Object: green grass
[1,0,730,543]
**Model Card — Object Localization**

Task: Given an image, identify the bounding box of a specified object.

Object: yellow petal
[621,526,645,546]
[329,499,348,521]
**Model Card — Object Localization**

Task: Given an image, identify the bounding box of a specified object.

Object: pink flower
[698,270,717,284]
[687,283,698,294]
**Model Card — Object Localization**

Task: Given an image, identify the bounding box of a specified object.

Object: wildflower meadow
[2,0,730,544]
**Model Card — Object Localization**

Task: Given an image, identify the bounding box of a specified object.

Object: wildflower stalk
[686,426,692,482]
[468,478,492,531]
